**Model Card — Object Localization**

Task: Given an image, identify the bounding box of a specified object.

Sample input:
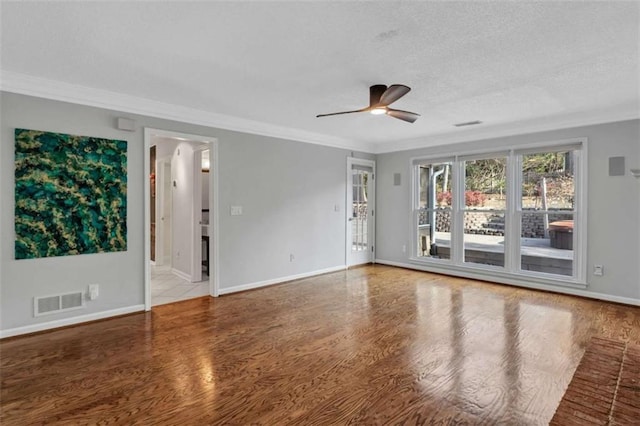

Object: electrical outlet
[88,284,99,300]
[402,245,406,253]
[230,205,243,216]
[290,254,295,262]
[593,264,604,276]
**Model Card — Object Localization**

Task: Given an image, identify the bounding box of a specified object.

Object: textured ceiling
[1,1,638,152]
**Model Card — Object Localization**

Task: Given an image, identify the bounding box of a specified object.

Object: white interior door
[347,158,375,266]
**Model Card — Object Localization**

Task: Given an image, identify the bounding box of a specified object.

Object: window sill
[407,257,588,290]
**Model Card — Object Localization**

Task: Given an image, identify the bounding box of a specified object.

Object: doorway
[346,157,375,266]
[144,128,219,310]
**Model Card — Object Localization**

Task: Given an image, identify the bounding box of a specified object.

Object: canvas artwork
[14,129,128,259]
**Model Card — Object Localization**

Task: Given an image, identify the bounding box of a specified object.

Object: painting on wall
[14,129,128,259]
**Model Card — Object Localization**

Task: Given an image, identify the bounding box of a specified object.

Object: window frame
[409,138,588,288]
[412,157,455,262]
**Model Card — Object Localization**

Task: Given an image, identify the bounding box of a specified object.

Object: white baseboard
[171,268,192,282]
[375,259,640,307]
[219,265,347,295]
[0,304,145,339]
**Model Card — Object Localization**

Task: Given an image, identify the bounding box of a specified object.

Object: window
[412,141,585,285]
[415,160,453,260]
[462,155,507,268]
[518,149,577,277]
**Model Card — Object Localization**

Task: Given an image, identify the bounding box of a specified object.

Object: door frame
[345,157,376,267]
[144,128,220,311]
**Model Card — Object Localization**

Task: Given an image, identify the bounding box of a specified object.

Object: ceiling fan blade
[316,108,368,118]
[369,85,387,107]
[387,108,420,123]
[379,84,411,106]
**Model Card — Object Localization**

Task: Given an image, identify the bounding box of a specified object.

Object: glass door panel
[462,157,507,268]
[416,162,453,260]
[347,159,375,266]
[520,150,575,276]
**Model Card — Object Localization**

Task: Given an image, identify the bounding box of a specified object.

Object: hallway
[151,264,209,306]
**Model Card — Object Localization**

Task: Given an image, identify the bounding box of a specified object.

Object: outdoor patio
[421,232,573,276]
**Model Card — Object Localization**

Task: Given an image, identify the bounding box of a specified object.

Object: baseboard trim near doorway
[171,268,192,282]
[218,265,347,295]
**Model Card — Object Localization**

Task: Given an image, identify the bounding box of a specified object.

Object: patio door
[347,158,375,266]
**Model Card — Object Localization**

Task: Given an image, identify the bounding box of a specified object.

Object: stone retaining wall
[417,209,573,238]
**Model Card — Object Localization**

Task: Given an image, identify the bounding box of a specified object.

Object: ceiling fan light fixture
[316,84,419,123]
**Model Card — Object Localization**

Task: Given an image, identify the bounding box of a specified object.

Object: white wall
[376,119,640,302]
[170,142,196,277]
[202,172,210,211]
[1,92,374,335]
[154,137,180,160]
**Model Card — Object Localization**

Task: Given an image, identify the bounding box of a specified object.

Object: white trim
[1,71,371,153]
[218,266,347,295]
[407,256,586,288]
[346,157,376,267]
[409,138,587,282]
[144,128,221,310]
[3,71,636,156]
[210,142,220,297]
[375,259,640,306]
[144,130,151,310]
[0,305,145,339]
[191,148,204,283]
[409,138,587,164]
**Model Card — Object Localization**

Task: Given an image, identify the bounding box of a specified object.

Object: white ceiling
[1,1,638,153]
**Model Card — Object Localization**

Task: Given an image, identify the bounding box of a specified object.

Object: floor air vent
[34,291,84,317]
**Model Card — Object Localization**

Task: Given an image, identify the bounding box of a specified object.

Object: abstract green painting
[14,129,127,259]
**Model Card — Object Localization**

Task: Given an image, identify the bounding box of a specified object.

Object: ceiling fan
[316,84,420,123]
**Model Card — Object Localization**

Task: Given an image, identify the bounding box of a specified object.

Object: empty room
[1,1,639,424]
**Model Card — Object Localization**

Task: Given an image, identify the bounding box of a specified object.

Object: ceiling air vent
[34,291,84,317]
[454,120,483,127]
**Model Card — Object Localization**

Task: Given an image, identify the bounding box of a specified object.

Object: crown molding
[0,70,373,153]
[373,107,640,154]
[3,70,636,156]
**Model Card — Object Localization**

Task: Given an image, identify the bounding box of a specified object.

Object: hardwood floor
[2,265,639,425]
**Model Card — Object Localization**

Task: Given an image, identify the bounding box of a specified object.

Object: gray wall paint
[0,92,371,331]
[2,90,635,334]
[217,136,347,287]
[376,119,640,300]
[1,94,147,331]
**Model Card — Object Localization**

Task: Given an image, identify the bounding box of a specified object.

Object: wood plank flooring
[550,337,640,425]
[2,265,640,425]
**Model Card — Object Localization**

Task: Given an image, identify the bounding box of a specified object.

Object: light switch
[230,205,243,216]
